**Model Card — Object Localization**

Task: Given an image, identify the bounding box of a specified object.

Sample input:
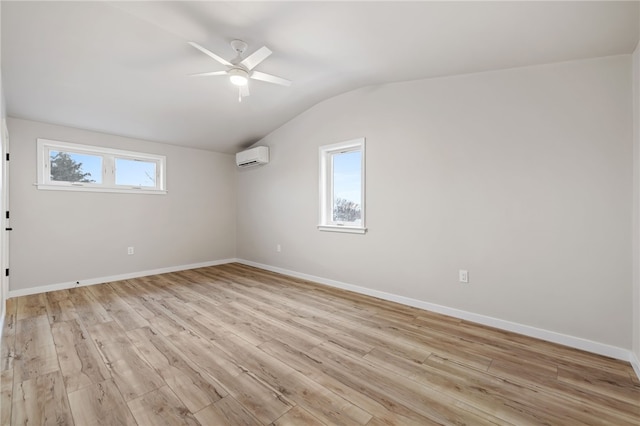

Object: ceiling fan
[189,39,291,102]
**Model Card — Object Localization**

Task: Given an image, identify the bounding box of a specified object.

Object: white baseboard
[237,259,636,366]
[631,352,640,381]
[7,258,237,298]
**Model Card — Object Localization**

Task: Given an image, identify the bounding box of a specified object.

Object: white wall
[633,44,640,368]
[238,55,633,349]
[8,118,237,292]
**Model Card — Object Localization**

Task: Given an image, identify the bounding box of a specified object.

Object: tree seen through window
[50,151,101,183]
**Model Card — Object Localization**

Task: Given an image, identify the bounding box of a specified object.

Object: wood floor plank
[87,321,165,401]
[46,298,78,326]
[310,342,507,426]
[16,294,47,320]
[126,326,227,413]
[218,296,325,352]
[198,325,372,425]
[127,277,174,302]
[413,314,627,382]
[150,274,208,305]
[452,318,632,376]
[169,330,294,424]
[258,339,442,425]
[1,369,13,426]
[365,347,565,425]
[155,297,199,320]
[67,288,112,326]
[106,281,157,320]
[194,301,274,346]
[168,330,244,382]
[3,263,639,425]
[425,354,640,426]
[193,317,297,381]
[176,312,236,343]
[67,379,137,426]
[271,405,325,426]
[87,284,150,331]
[488,355,558,382]
[11,370,74,426]
[449,340,640,424]
[84,320,129,345]
[13,316,59,382]
[227,293,375,357]
[213,275,432,363]
[274,370,373,425]
[242,334,371,424]
[51,319,111,393]
[45,290,77,324]
[322,305,496,370]
[128,385,200,426]
[557,364,640,406]
[1,298,17,371]
[134,297,189,337]
[227,371,294,424]
[51,320,111,393]
[194,396,262,426]
[215,282,378,359]
[228,299,325,350]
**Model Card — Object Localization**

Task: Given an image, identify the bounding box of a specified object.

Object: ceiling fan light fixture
[229,68,249,86]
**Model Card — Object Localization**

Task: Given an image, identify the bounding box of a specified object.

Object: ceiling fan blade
[240,84,250,97]
[240,46,272,70]
[189,71,228,77]
[250,71,292,87]
[188,42,232,67]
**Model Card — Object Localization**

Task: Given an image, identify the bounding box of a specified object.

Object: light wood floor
[1,263,639,425]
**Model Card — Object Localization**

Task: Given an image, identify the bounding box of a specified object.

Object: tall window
[37,139,166,194]
[318,138,366,234]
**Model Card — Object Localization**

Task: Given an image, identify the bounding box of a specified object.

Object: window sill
[36,184,167,195]
[317,225,367,234]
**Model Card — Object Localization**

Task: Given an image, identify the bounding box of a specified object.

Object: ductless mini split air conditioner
[236,146,269,168]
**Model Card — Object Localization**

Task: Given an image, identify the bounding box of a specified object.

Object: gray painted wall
[8,118,237,291]
[237,55,633,349]
[633,45,640,363]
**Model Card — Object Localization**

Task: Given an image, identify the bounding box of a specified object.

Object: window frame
[36,138,167,194]
[318,137,366,234]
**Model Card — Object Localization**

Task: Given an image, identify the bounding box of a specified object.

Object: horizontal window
[36,139,166,194]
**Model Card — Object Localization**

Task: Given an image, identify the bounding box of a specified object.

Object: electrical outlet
[276,244,282,253]
[127,247,135,255]
[459,270,469,283]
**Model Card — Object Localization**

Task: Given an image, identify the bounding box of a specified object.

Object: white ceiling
[2,1,638,154]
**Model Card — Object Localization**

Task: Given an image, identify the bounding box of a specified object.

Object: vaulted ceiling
[2,1,638,153]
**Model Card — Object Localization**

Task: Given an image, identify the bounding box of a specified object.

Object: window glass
[50,150,102,184]
[332,150,362,224]
[115,158,157,187]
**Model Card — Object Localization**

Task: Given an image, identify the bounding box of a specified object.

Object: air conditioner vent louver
[236,146,269,168]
